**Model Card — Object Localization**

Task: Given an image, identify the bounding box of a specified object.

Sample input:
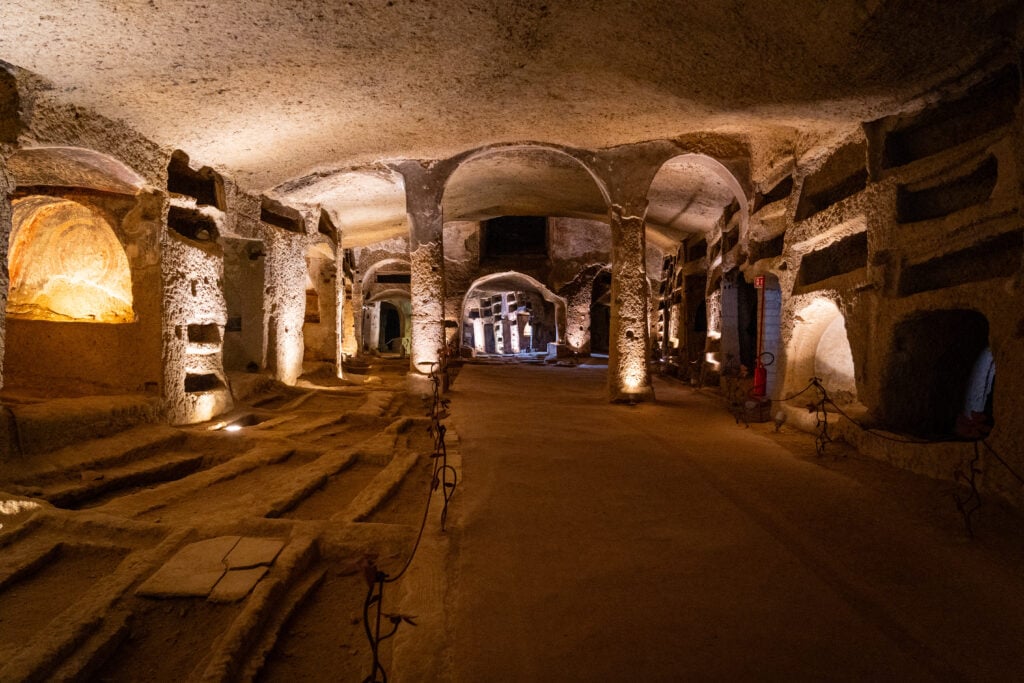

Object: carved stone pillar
[409,213,446,373]
[608,203,654,402]
[396,161,447,375]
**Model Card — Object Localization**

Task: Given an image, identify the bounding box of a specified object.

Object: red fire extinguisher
[752,276,768,397]
[753,361,767,397]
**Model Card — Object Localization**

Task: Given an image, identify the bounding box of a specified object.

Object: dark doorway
[736,276,758,370]
[882,310,991,438]
[378,302,402,353]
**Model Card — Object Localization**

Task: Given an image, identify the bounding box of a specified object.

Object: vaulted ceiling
[1,0,1016,246]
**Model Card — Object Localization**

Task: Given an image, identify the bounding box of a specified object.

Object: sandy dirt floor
[444,363,1024,682]
[3,359,1023,681]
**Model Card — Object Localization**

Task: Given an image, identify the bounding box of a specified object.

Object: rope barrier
[361,346,457,683]
[770,376,1022,537]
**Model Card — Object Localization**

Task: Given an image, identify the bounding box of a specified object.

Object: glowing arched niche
[9,196,134,322]
[786,297,857,404]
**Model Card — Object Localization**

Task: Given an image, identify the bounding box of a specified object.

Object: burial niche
[9,196,134,323]
[882,310,993,438]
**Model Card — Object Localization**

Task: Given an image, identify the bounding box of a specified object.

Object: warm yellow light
[9,197,134,323]
[0,499,41,515]
[225,424,243,432]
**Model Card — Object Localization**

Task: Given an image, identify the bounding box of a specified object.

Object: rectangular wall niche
[260,196,305,233]
[796,231,868,287]
[481,216,547,260]
[898,229,1023,297]
[874,65,1019,169]
[187,323,221,344]
[749,233,785,263]
[184,373,225,393]
[687,239,707,262]
[167,150,226,210]
[795,142,868,221]
[376,273,411,284]
[753,175,793,212]
[896,156,998,224]
[168,206,218,242]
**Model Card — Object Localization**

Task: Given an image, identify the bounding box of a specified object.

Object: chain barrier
[772,377,1023,537]
[360,348,457,683]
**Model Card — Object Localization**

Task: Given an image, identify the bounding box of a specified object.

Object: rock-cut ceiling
[0,0,1016,246]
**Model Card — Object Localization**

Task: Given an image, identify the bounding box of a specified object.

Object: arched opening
[589,271,612,356]
[461,271,566,358]
[443,145,608,223]
[646,154,748,252]
[647,154,749,387]
[378,301,402,353]
[784,297,858,405]
[360,259,411,356]
[362,292,411,356]
[881,309,993,438]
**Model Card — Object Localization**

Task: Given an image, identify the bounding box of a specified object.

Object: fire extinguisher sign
[754,276,765,289]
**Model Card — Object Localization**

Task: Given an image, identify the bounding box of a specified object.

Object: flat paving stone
[136,535,241,598]
[208,566,269,603]
[224,537,285,569]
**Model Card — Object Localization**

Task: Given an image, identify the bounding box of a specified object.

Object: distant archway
[461,271,567,356]
[363,291,412,355]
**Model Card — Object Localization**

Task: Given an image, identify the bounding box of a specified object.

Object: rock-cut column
[394,160,448,375]
[608,203,654,402]
[408,204,446,375]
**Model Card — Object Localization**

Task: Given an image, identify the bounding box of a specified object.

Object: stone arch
[361,257,411,296]
[441,143,612,220]
[6,146,147,195]
[461,271,568,356]
[645,153,749,250]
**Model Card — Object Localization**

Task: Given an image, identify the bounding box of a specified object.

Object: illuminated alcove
[784,297,858,405]
[460,272,564,356]
[9,196,134,323]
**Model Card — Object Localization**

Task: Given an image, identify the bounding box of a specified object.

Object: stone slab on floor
[137,535,286,600]
[136,535,241,598]
[208,566,269,603]
[224,537,286,569]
